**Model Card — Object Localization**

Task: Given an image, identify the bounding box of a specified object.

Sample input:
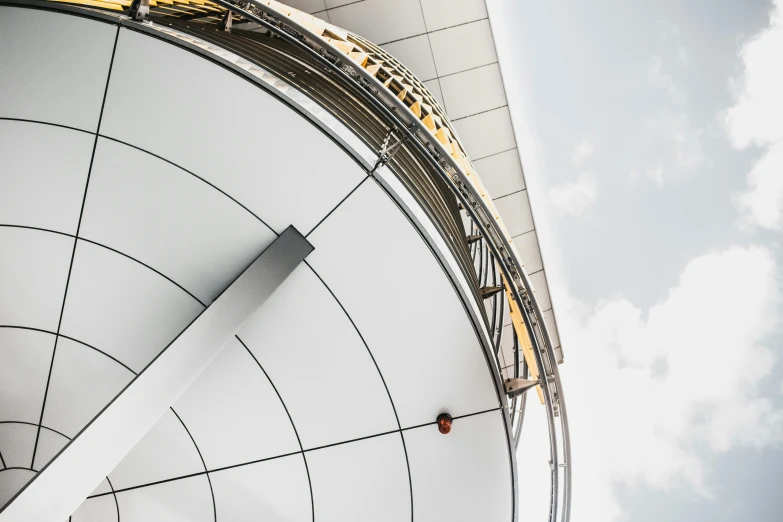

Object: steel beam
[0,226,313,522]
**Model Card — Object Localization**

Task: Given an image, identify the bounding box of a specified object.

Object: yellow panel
[450,151,468,172]
[289,10,327,36]
[94,0,130,6]
[434,126,451,146]
[503,277,544,404]
[50,0,123,10]
[365,63,382,76]
[348,52,368,67]
[324,23,348,41]
[153,4,197,14]
[421,113,436,132]
[328,38,355,55]
[409,100,421,118]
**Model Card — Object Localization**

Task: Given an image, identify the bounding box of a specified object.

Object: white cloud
[646,55,686,103]
[726,0,783,230]
[647,110,708,173]
[549,171,597,217]
[677,45,690,69]
[656,22,690,68]
[571,140,595,167]
[647,165,665,186]
[520,246,782,521]
[735,145,783,229]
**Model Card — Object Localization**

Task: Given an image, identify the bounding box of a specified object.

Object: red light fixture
[436,413,452,434]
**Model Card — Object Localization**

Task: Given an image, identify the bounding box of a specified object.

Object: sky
[487,1,783,520]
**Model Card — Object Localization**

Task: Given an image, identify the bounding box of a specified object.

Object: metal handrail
[168,2,572,519]
[200,4,572,520]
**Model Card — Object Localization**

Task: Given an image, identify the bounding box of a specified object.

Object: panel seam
[30,26,121,470]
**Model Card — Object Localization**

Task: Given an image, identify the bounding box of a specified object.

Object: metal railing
[202,5,573,518]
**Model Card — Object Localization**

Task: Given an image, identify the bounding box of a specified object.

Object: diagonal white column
[0,226,313,522]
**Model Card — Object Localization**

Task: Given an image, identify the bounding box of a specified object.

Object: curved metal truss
[8,1,572,520]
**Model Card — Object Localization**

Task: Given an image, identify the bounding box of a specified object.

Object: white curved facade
[0,2,568,521]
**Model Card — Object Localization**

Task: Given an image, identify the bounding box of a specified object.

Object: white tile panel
[307,180,498,428]
[210,454,311,522]
[403,410,511,522]
[419,0,487,32]
[513,230,543,275]
[307,433,409,522]
[0,228,72,332]
[115,476,213,522]
[283,0,326,12]
[473,148,525,198]
[428,20,497,77]
[439,63,507,120]
[0,121,93,235]
[382,35,437,82]
[90,478,113,496]
[172,338,301,470]
[422,79,446,108]
[80,138,276,304]
[31,426,68,471]
[0,7,116,132]
[328,0,426,44]
[529,270,552,312]
[324,0,355,7]
[238,265,398,449]
[42,337,134,438]
[0,329,53,424]
[0,423,36,468]
[60,241,204,372]
[452,107,516,160]
[109,410,205,491]
[71,495,118,522]
[100,28,365,235]
[0,468,35,509]
[543,308,561,349]
[493,190,534,238]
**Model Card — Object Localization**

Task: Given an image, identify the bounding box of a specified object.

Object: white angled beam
[0,226,313,522]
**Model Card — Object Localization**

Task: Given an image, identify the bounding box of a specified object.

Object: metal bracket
[128,0,149,21]
[371,125,414,173]
[479,285,504,300]
[220,9,233,32]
